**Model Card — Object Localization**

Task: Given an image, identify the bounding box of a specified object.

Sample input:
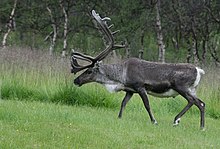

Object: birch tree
[45,6,57,55]
[155,0,166,63]
[2,0,17,48]
[60,0,68,57]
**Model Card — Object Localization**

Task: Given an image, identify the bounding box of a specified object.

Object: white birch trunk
[60,1,68,57]
[2,0,17,48]
[155,0,166,63]
[192,39,199,65]
[2,28,11,48]
[46,7,57,55]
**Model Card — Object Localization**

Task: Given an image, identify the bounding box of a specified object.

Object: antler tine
[72,52,95,62]
[92,10,118,62]
[112,30,120,35]
[71,63,93,74]
[71,54,95,74]
[71,50,96,74]
[108,24,114,29]
[71,10,125,74]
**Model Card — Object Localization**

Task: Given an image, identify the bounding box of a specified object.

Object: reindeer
[71,10,205,129]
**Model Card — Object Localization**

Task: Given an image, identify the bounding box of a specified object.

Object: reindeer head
[71,10,124,86]
[73,64,102,86]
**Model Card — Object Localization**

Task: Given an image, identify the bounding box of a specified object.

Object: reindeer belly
[145,81,178,98]
[148,89,178,98]
[104,83,135,93]
[105,84,121,92]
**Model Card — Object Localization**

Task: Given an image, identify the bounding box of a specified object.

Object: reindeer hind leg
[173,86,205,129]
[194,97,205,129]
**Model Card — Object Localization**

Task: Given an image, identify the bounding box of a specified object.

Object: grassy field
[1,99,220,149]
[1,47,220,148]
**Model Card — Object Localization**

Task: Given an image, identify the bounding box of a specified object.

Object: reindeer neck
[99,64,124,84]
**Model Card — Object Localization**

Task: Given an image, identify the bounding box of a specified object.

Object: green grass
[0,48,119,108]
[1,99,220,149]
[1,47,220,148]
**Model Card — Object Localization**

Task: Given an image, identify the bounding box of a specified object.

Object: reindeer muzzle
[74,78,81,86]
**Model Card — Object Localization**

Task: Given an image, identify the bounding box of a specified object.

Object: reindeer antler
[71,10,125,74]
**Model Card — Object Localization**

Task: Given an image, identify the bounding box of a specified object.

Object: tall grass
[0,47,119,108]
[199,67,220,119]
[0,47,220,120]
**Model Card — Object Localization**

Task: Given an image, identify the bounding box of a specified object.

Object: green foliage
[0,70,119,108]
[0,0,219,64]
[0,48,118,109]
[1,79,34,100]
[49,83,119,108]
[206,88,220,119]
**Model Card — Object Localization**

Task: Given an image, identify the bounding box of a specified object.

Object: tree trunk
[155,0,166,63]
[125,39,130,58]
[202,39,207,65]
[209,37,220,66]
[2,0,17,48]
[191,20,200,65]
[139,30,144,59]
[46,6,57,56]
[192,38,199,65]
[113,50,118,58]
[201,11,210,65]
[2,28,11,48]
[186,39,192,63]
[60,0,68,57]
[172,36,179,51]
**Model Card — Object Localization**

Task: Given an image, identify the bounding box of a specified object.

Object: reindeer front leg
[138,88,158,125]
[118,91,133,118]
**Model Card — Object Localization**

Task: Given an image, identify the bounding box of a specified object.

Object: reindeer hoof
[200,127,206,131]
[152,120,158,125]
[173,118,181,126]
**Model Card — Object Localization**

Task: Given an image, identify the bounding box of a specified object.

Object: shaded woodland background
[0,0,220,65]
